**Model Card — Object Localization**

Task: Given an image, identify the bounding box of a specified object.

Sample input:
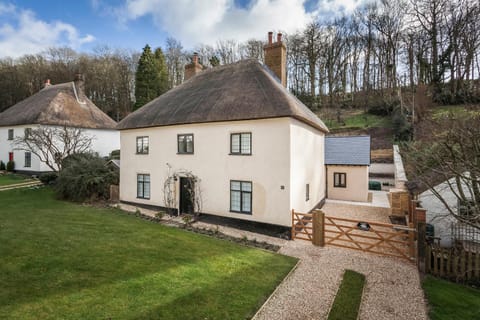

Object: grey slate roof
[325,136,371,165]
[117,59,329,132]
[0,82,117,129]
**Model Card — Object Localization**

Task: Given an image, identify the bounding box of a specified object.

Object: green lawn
[322,112,391,130]
[0,174,33,186]
[423,276,480,320]
[0,188,297,319]
[328,270,365,320]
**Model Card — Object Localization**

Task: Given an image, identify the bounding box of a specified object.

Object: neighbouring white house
[418,174,479,248]
[0,76,119,173]
[117,33,330,227]
[325,136,371,202]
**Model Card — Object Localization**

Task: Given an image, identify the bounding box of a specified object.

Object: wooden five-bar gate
[292,209,416,261]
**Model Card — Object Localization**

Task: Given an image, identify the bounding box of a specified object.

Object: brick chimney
[184,53,203,81]
[263,32,287,88]
[44,79,51,88]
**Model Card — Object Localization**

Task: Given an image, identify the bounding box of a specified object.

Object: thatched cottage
[117,33,330,227]
[0,76,119,173]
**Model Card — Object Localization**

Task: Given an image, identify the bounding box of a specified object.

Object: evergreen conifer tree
[134,44,169,110]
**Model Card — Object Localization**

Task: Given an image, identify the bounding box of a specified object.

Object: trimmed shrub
[55,153,119,202]
[39,172,59,185]
[0,161,5,171]
[369,181,382,190]
[6,161,15,172]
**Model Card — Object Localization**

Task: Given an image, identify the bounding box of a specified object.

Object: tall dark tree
[134,45,160,110]
[154,47,169,96]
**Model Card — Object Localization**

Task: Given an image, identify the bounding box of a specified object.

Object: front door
[179,177,194,214]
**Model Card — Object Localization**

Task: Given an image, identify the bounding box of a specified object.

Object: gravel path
[254,241,428,320]
[322,202,392,223]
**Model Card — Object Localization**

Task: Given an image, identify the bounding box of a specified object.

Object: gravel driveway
[321,201,392,223]
[254,241,428,320]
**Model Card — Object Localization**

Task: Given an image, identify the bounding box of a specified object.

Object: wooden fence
[324,215,415,261]
[426,244,480,282]
[291,209,416,261]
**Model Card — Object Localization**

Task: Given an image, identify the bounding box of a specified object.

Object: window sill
[177,152,194,155]
[229,153,252,156]
[136,197,150,200]
[334,186,347,188]
[135,153,149,155]
[230,210,252,215]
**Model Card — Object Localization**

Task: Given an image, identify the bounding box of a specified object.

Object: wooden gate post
[409,222,415,259]
[313,210,325,247]
[415,208,427,272]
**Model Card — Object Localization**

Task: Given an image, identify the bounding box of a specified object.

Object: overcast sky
[0,0,362,58]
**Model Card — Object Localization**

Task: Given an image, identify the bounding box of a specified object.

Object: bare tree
[13,125,93,172]
[403,114,480,230]
[165,37,186,87]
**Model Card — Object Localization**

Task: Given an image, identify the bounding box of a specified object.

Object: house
[325,136,371,202]
[417,174,479,248]
[0,75,119,173]
[117,32,330,227]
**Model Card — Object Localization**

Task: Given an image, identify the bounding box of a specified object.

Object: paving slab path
[254,241,428,320]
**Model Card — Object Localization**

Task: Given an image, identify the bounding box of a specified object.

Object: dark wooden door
[179,177,194,214]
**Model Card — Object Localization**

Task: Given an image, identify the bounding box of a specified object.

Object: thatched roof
[117,59,328,132]
[0,82,117,129]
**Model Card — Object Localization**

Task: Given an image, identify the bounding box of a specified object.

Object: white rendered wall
[86,128,120,157]
[0,125,119,173]
[289,118,325,214]
[369,163,395,175]
[119,118,296,226]
[326,165,369,202]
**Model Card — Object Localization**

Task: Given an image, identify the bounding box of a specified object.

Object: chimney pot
[277,33,282,43]
[193,52,198,64]
[268,32,273,45]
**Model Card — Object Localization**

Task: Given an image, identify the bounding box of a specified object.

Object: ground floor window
[230,180,252,214]
[137,174,150,199]
[334,172,346,188]
[24,152,31,167]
